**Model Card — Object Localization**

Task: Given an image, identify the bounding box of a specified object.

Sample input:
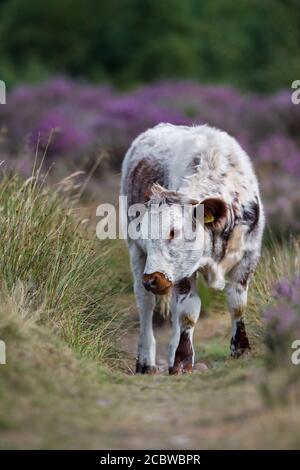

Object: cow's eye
[169,229,175,240]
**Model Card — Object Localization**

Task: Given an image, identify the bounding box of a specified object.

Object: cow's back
[121,123,259,209]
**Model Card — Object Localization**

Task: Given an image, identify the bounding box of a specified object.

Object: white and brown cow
[121,123,264,374]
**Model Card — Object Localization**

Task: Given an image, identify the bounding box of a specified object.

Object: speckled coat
[121,123,265,374]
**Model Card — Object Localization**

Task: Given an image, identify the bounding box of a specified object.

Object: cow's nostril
[142,280,153,291]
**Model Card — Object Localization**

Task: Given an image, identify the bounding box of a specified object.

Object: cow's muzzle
[142,272,172,295]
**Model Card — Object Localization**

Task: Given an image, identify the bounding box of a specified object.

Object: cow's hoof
[183,363,193,373]
[135,362,157,375]
[169,330,194,375]
[230,318,251,359]
[168,366,179,375]
[169,363,193,375]
[143,365,157,374]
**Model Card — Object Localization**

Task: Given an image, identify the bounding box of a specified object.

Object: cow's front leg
[168,275,201,375]
[135,288,156,374]
[226,281,251,358]
[129,244,156,374]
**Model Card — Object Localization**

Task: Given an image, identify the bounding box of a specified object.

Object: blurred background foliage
[0,0,300,233]
[1,0,300,91]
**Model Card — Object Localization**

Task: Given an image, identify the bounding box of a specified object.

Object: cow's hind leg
[129,243,156,374]
[225,255,256,358]
[226,282,251,358]
[168,275,201,375]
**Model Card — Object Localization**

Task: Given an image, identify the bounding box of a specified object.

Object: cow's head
[140,184,227,294]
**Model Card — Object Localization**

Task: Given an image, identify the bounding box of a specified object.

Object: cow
[120,123,264,375]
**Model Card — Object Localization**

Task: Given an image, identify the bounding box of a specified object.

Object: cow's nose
[142,278,154,291]
[142,272,172,294]
[143,273,158,290]
[142,274,158,291]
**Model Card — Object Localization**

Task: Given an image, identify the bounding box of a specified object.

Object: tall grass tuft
[0,169,128,366]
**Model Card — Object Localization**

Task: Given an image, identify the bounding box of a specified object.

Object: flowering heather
[263,277,300,366]
[264,277,300,333]
[0,77,300,230]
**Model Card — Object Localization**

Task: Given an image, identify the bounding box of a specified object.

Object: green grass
[199,338,229,362]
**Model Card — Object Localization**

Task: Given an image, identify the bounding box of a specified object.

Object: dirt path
[103,309,298,450]
[2,293,300,450]
[121,309,231,375]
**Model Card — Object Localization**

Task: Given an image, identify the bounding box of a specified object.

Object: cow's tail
[155,288,172,318]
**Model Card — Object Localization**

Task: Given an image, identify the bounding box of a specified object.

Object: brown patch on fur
[175,277,191,294]
[243,197,260,233]
[169,331,193,375]
[219,225,245,275]
[231,318,251,358]
[126,158,166,207]
[142,272,172,295]
[136,361,157,375]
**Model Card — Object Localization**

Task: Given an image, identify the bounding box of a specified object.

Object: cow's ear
[201,198,227,230]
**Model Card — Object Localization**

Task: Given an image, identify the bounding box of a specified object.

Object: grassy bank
[0,171,129,366]
[0,288,119,449]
